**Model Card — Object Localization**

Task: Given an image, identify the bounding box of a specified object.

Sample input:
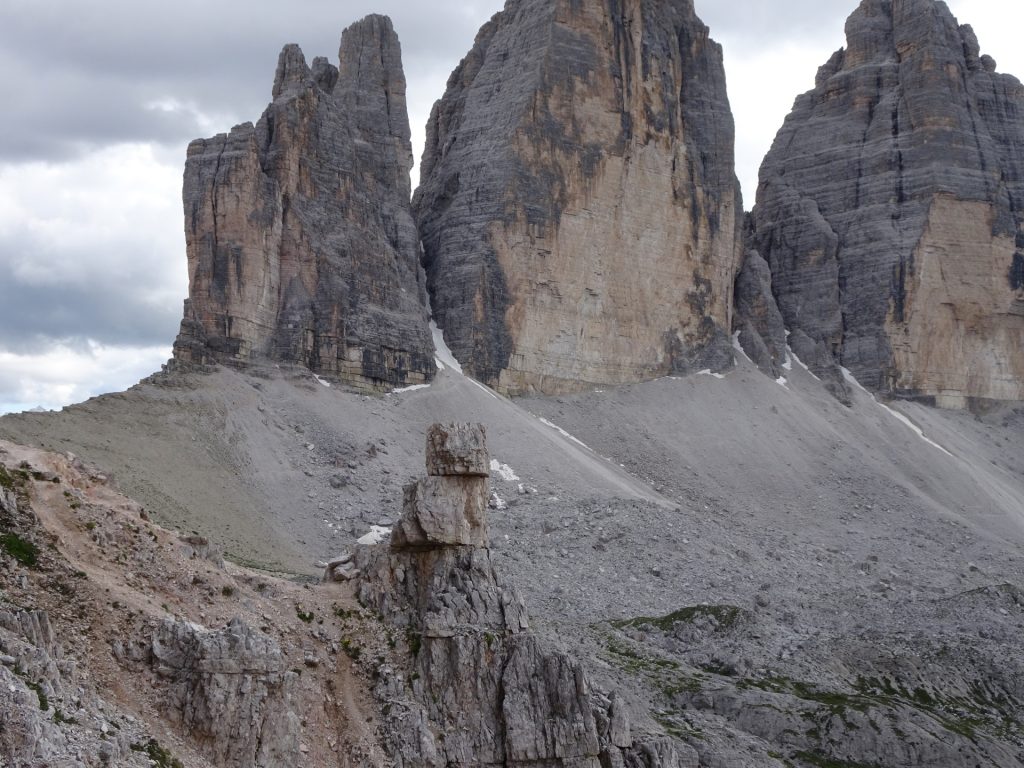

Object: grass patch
[131,738,184,768]
[0,464,19,491]
[1,532,39,567]
[26,681,49,711]
[611,604,742,633]
[295,606,315,623]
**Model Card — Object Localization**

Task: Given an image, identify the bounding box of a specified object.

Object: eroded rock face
[151,618,301,767]
[173,15,434,392]
[750,0,1024,408]
[357,423,698,766]
[415,0,742,395]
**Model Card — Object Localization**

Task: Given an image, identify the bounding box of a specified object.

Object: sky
[0,0,1020,414]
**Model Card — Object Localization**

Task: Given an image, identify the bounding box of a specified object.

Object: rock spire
[172,15,434,392]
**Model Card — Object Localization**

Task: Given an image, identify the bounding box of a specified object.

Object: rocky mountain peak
[740,0,1024,407]
[414,0,743,395]
[172,15,433,392]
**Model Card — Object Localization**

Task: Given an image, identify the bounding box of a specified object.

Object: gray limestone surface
[749,0,1024,407]
[414,0,742,394]
[173,15,434,391]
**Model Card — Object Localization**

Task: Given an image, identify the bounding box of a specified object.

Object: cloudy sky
[0,0,1020,414]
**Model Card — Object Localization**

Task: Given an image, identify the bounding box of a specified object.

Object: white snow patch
[489,491,507,511]
[469,378,499,400]
[490,459,520,483]
[538,417,591,450]
[431,320,463,373]
[788,348,821,381]
[697,369,727,380]
[313,374,331,388]
[731,330,753,364]
[357,526,391,546]
[776,376,789,388]
[840,367,952,456]
[391,383,431,394]
[782,353,793,372]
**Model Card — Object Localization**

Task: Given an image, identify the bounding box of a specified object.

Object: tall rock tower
[172,15,434,392]
[747,0,1024,408]
[414,0,743,395]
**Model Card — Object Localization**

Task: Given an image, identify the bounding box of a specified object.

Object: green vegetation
[26,681,49,711]
[53,708,78,725]
[0,464,18,491]
[295,606,315,623]
[611,604,742,633]
[131,739,184,768]
[602,634,707,699]
[407,629,422,656]
[1,532,39,567]
[340,637,362,660]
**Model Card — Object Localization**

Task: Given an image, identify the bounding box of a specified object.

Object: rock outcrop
[151,618,301,767]
[747,0,1024,408]
[173,15,434,392]
[414,0,743,395]
[357,423,699,766]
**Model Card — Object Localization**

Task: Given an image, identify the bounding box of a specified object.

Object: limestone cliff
[748,0,1024,408]
[173,15,434,392]
[414,0,742,395]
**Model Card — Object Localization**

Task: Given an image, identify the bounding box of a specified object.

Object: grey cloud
[696,0,854,45]
[0,241,182,353]
[0,0,503,163]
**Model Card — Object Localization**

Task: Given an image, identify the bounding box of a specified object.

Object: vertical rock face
[750,0,1024,408]
[414,0,743,395]
[173,15,434,391]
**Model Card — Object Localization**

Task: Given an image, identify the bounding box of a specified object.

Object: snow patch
[391,383,431,394]
[782,353,793,372]
[697,369,727,380]
[788,348,821,381]
[490,459,520,483]
[431,320,463,373]
[489,491,507,511]
[840,367,952,456]
[538,417,591,450]
[775,376,789,388]
[469,378,499,400]
[357,526,391,546]
[312,374,331,388]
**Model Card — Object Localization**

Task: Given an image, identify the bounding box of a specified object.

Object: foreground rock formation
[415,0,743,395]
[745,0,1024,408]
[0,441,392,767]
[173,15,434,391]
[357,423,699,766]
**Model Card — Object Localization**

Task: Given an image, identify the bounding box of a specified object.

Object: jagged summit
[172,15,434,392]
[739,0,1024,408]
[414,0,743,395]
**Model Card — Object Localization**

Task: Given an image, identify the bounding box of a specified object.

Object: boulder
[425,422,489,477]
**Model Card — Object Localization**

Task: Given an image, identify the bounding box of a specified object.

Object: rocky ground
[1,351,1023,766]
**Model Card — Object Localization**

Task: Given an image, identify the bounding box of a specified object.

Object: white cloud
[0,342,171,415]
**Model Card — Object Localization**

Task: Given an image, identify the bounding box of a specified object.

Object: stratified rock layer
[750,0,1024,408]
[415,0,742,395]
[173,15,434,391]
